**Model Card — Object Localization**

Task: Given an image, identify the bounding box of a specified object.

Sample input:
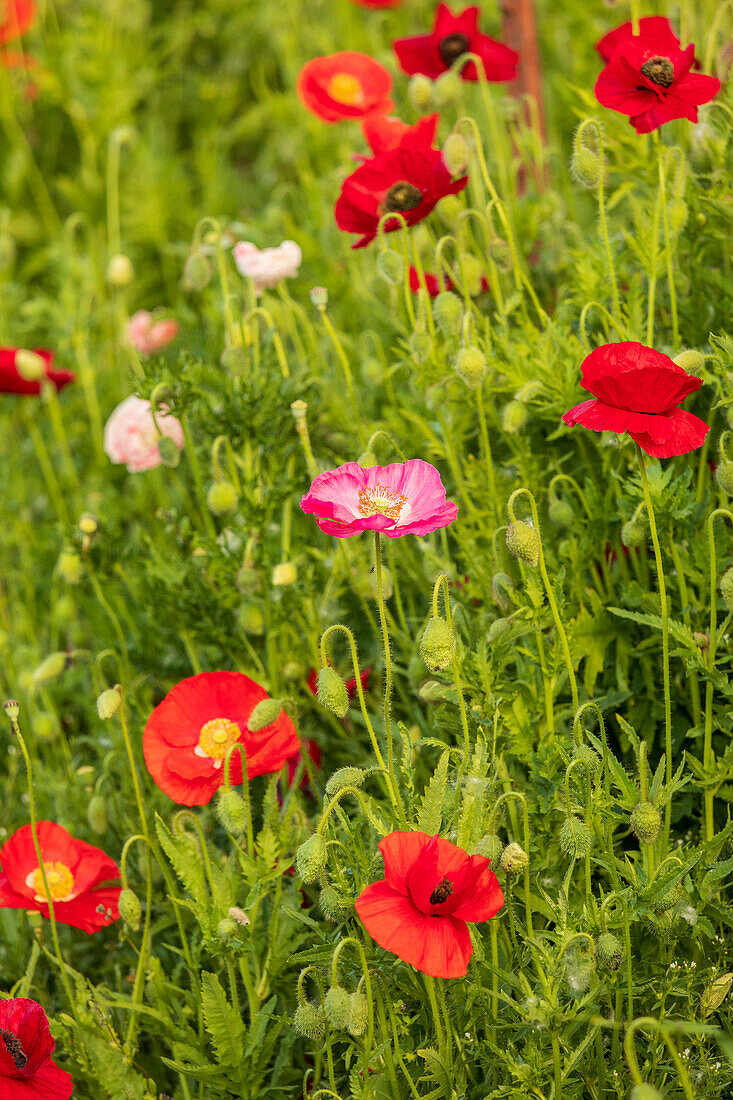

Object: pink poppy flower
[233,240,302,294]
[103,394,185,473]
[300,459,457,538]
[127,310,179,355]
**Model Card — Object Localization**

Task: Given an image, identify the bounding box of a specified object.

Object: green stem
[374,533,406,826]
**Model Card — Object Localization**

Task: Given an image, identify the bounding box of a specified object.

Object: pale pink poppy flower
[300,459,457,538]
[103,395,185,473]
[233,240,302,294]
[127,310,179,355]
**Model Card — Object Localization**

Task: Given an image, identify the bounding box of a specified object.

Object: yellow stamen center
[327,72,363,105]
[197,717,241,761]
[31,861,75,901]
[357,485,407,521]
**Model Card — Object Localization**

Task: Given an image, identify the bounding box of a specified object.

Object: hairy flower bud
[560,815,591,858]
[475,833,503,864]
[433,291,463,336]
[317,667,349,719]
[487,617,510,644]
[58,550,83,585]
[184,251,212,291]
[715,462,733,497]
[296,833,327,883]
[407,73,433,112]
[502,399,528,434]
[272,561,297,586]
[457,253,483,296]
[621,519,646,549]
[248,697,282,732]
[453,346,487,389]
[721,568,733,613]
[443,132,469,176]
[358,450,378,468]
[348,992,369,1037]
[207,481,239,516]
[32,652,69,684]
[573,742,600,775]
[630,1086,663,1100]
[118,888,141,932]
[491,571,515,611]
[376,249,404,285]
[319,885,352,922]
[653,882,683,914]
[630,801,661,845]
[325,986,351,1030]
[596,932,623,970]
[217,916,239,944]
[549,498,574,527]
[570,146,601,188]
[667,198,688,234]
[87,794,108,835]
[434,69,461,107]
[564,950,595,993]
[216,789,248,835]
[158,436,181,468]
[409,329,433,360]
[97,686,122,720]
[500,842,529,874]
[293,1003,325,1042]
[325,767,365,797]
[106,253,134,288]
[238,600,265,636]
[505,521,539,567]
[419,616,456,672]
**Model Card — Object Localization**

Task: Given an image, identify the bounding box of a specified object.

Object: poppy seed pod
[296,833,327,883]
[630,801,661,845]
[377,249,404,285]
[216,789,248,835]
[570,146,602,189]
[502,399,528,434]
[621,519,646,549]
[325,766,365,797]
[549,498,574,527]
[309,286,328,309]
[317,667,349,718]
[505,520,540,567]
[248,697,282,732]
[596,932,623,970]
[407,73,434,112]
[97,686,122,720]
[715,462,733,497]
[433,290,463,336]
[721,568,733,612]
[419,616,456,671]
[348,991,369,1037]
[293,1003,325,1042]
[500,842,529,874]
[207,480,239,516]
[453,346,487,389]
[118,887,141,932]
[560,815,591,858]
[86,794,108,835]
[443,132,469,176]
[319,885,352,922]
[325,985,351,1030]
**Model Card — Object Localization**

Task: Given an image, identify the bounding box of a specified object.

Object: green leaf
[418,749,450,835]
[201,970,245,1067]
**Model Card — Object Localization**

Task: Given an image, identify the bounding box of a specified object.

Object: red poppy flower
[0,822,120,934]
[0,348,74,396]
[361,112,439,156]
[562,341,709,459]
[350,0,401,7]
[335,145,467,249]
[0,998,73,1099]
[143,671,300,806]
[596,16,681,62]
[594,26,719,133]
[297,51,394,123]
[356,831,503,978]
[394,4,518,83]
[408,267,489,296]
[307,665,371,702]
[0,0,35,44]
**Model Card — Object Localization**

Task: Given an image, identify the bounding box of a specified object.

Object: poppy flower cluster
[143,671,300,805]
[0,822,121,933]
[562,341,709,458]
[0,347,74,396]
[0,998,73,1099]
[355,831,504,978]
[594,16,719,132]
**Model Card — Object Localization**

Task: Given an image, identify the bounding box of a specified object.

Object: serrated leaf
[201,970,245,1067]
[418,749,450,834]
[155,815,208,901]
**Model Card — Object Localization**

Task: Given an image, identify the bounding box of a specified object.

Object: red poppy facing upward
[355,831,503,978]
[394,4,518,83]
[0,348,74,396]
[562,342,709,458]
[0,0,35,45]
[0,998,73,1099]
[594,24,719,133]
[0,822,120,934]
[361,112,439,156]
[143,671,300,805]
[335,144,467,248]
[297,51,394,123]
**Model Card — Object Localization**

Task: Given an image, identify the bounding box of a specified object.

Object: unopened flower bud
[500,842,528,874]
[358,450,378,468]
[475,833,503,864]
[570,147,601,189]
[491,571,515,611]
[596,932,623,970]
[715,462,733,496]
[573,742,600,773]
[238,600,265,635]
[564,950,595,993]
[630,1085,663,1100]
[487,617,510,644]
[87,794,108,835]
[348,991,369,1037]
[58,550,83,585]
[457,253,482,296]
[560,816,591,858]
[433,291,463,336]
[118,887,141,931]
[32,652,69,684]
[184,251,212,291]
[293,1003,325,1041]
[325,985,351,1030]
[376,249,404,285]
[653,881,683,914]
[248,697,282,732]
[272,561,297,586]
[217,917,239,943]
[106,253,134,288]
[220,347,248,374]
[309,286,328,310]
[97,686,122,720]
[621,519,646,549]
[673,349,704,372]
[453,346,487,389]
[319,885,352,922]
[282,660,304,682]
[409,329,432,359]
[407,73,433,112]
[502,399,528,434]
[630,801,661,845]
[506,520,539,567]
[667,198,688,234]
[15,349,46,381]
[443,132,469,176]
[207,481,239,515]
[489,237,513,271]
[549,498,574,527]
[362,358,383,384]
[317,667,349,719]
[216,789,248,834]
[325,767,365,797]
[434,69,461,107]
[721,567,733,612]
[296,833,327,883]
[157,436,181,468]
[420,616,456,672]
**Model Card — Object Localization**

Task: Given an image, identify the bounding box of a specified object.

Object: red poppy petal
[378,830,432,893]
[8,1058,75,1100]
[0,0,36,45]
[451,864,504,922]
[596,17,680,63]
[629,407,709,458]
[393,35,445,79]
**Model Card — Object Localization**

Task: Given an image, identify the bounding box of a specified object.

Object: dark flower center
[439,32,470,66]
[382,181,423,215]
[640,56,675,87]
[429,877,454,905]
[1,1029,28,1070]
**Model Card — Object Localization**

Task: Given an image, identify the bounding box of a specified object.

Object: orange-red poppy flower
[0,822,120,934]
[0,0,35,45]
[143,671,300,805]
[355,831,503,977]
[297,51,394,123]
